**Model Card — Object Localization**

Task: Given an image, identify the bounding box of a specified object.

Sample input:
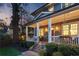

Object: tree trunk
[11,3,20,44]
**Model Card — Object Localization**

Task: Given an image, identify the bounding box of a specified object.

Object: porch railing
[27,35,79,45]
[52,35,79,45]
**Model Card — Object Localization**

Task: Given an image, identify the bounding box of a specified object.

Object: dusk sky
[0,4,12,26]
[0,3,44,26]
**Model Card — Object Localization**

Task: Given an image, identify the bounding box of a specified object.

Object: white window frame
[70,24,78,35]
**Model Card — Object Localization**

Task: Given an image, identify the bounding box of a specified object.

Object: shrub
[58,44,74,56]
[46,43,58,56]
[39,49,47,56]
[44,43,79,56]
[26,41,35,49]
[19,41,34,49]
[0,34,12,47]
[19,40,26,48]
[52,51,63,56]
[70,46,79,56]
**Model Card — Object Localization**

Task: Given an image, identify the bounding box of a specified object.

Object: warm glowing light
[48,7,54,12]
[39,30,41,36]
[70,24,77,35]
[40,28,44,36]
[45,28,48,32]
[51,27,54,30]
[20,35,25,40]
[55,27,59,31]
[62,25,69,35]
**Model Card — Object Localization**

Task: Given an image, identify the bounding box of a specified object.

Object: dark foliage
[45,43,58,56]
[41,43,79,56]
[0,35,13,47]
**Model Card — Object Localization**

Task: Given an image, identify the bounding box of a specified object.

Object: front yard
[0,47,21,56]
[0,40,35,56]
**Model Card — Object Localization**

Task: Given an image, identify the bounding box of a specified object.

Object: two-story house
[25,3,79,45]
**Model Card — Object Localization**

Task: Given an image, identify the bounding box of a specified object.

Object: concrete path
[21,51,39,56]
[21,43,41,56]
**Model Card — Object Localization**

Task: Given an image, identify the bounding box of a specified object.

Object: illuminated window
[40,28,44,36]
[62,25,69,35]
[48,7,54,12]
[70,24,77,35]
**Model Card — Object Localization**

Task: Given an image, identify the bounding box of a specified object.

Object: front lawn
[0,47,21,56]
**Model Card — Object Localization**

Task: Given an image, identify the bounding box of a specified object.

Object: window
[40,28,44,36]
[62,25,69,35]
[65,3,69,7]
[54,3,62,11]
[48,6,54,12]
[62,3,75,8]
[39,29,41,36]
[62,24,78,36]
[70,24,77,35]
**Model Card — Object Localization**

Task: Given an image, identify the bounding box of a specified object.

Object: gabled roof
[25,3,79,26]
[31,3,53,16]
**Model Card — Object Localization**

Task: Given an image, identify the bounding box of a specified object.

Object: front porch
[25,6,79,45]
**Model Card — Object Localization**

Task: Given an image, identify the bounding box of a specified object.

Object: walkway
[21,43,41,56]
[21,51,39,56]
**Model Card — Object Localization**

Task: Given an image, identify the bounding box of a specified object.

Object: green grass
[0,47,21,56]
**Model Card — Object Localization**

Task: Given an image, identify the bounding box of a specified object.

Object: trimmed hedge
[40,43,79,56]
[46,43,58,56]
[70,46,79,56]
[58,44,79,56]
[58,44,74,56]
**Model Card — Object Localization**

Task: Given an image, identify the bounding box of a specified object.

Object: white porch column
[36,23,40,43]
[26,26,28,41]
[48,18,52,43]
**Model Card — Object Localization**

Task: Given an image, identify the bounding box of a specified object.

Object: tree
[11,3,34,44]
[11,3,20,44]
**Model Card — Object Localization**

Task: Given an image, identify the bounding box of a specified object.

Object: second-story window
[54,3,62,11]
[62,3,75,8]
[48,6,54,12]
[65,3,69,7]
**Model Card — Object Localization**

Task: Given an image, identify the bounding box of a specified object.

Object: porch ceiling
[29,9,79,28]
